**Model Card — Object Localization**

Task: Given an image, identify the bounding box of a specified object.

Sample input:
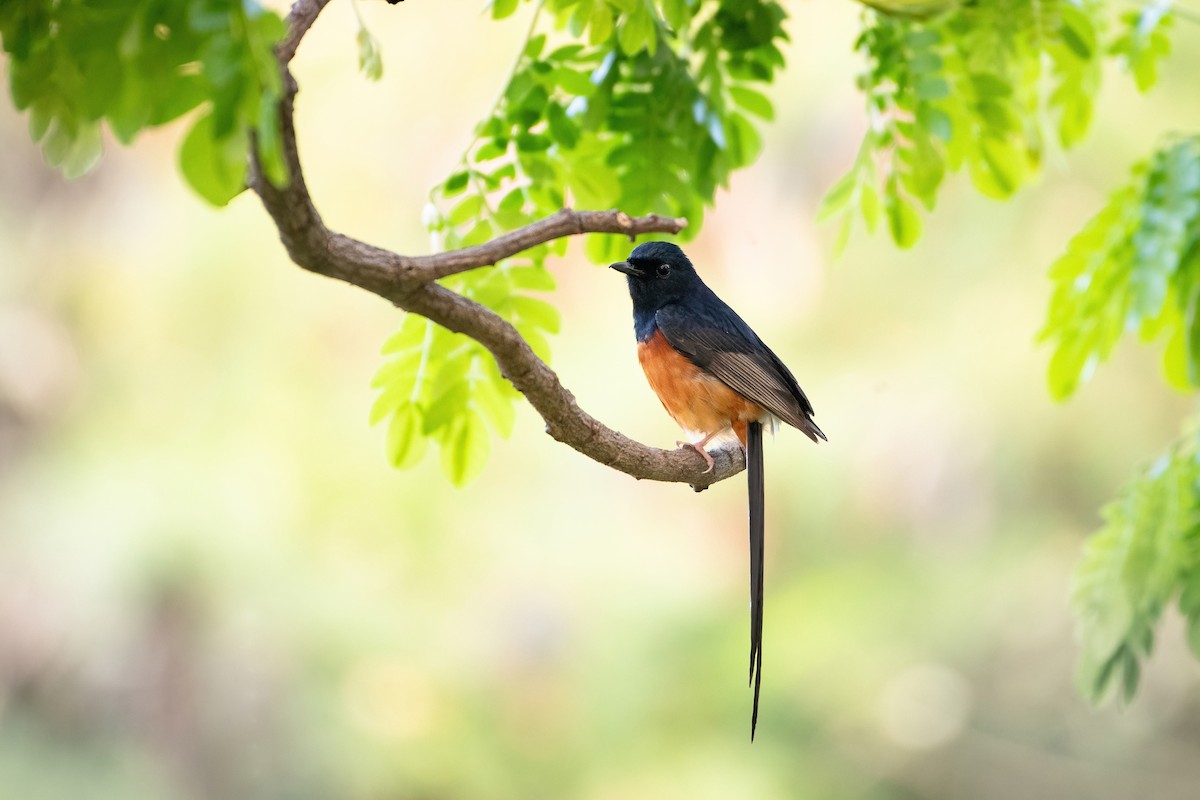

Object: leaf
[729,85,774,120]
[444,170,470,195]
[461,219,495,247]
[448,194,485,226]
[370,349,424,391]
[381,313,432,355]
[551,67,597,97]
[369,385,406,426]
[492,0,520,21]
[424,383,471,435]
[617,3,655,55]
[916,104,952,142]
[42,119,104,179]
[1162,320,1191,392]
[473,375,517,438]
[817,170,858,223]
[914,75,949,101]
[508,295,561,334]
[1058,3,1097,60]
[357,26,383,81]
[860,181,881,232]
[179,112,248,206]
[588,3,616,45]
[386,402,428,469]
[525,33,546,59]
[440,409,490,487]
[255,95,289,188]
[506,265,556,291]
[969,73,1012,98]
[546,103,579,148]
[726,113,763,168]
[1046,340,1091,401]
[884,185,922,249]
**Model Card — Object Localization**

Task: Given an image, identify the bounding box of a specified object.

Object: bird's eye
[655,263,671,278]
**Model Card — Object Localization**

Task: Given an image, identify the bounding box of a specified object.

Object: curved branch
[280,0,333,64]
[251,0,744,490]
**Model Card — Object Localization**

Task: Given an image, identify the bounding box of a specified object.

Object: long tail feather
[747,420,765,740]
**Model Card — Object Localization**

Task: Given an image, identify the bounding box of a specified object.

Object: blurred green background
[3,2,1200,798]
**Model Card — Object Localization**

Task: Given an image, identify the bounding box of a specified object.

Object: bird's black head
[610,241,703,312]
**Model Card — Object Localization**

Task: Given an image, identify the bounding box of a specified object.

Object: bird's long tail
[747,420,765,741]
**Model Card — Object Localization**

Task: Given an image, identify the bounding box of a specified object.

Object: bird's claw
[677,440,715,474]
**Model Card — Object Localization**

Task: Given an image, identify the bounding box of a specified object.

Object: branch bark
[250,0,746,490]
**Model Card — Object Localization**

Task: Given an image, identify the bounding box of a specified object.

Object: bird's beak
[610,261,644,277]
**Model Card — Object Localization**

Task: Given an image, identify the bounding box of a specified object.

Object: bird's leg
[676,431,719,474]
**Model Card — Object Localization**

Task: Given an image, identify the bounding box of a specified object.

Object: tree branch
[249,0,745,490]
[280,0,333,64]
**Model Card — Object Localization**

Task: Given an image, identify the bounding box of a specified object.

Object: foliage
[1041,132,1200,702]
[0,0,287,202]
[820,0,1177,251]
[1040,135,1200,401]
[371,0,788,484]
[4,0,1200,708]
[1073,425,1200,703]
[823,2,1200,704]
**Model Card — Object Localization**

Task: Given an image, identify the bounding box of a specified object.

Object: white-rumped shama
[611,241,825,740]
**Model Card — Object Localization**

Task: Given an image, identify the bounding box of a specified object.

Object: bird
[610,240,825,739]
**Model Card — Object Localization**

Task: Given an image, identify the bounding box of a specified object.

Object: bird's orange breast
[637,329,765,445]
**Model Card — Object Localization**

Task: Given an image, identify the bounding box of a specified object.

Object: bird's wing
[655,303,825,442]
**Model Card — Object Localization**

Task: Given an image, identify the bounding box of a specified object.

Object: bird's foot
[677,440,715,474]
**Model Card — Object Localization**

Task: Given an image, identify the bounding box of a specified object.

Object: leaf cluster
[1041,136,1200,400]
[821,0,1176,251]
[1,0,287,201]
[372,0,789,484]
[1073,425,1200,703]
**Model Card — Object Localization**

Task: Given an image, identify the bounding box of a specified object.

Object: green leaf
[916,104,952,142]
[507,295,561,334]
[729,85,774,121]
[369,385,406,426]
[525,33,546,59]
[381,313,431,355]
[969,73,1012,98]
[831,213,853,257]
[448,194,486,226]
[617,4,656,55]
[461,219,495,246]
[506,265,556,291]
[914,75,949,101]
[1046,340,1091,401]
[42,119,104,179]
[589,3,616,45]
[255,95,289,188]
[386,402,428,469]
[817,170,858,223]
[884,185,922,249]
[492,0,520,21]
[551,67,598,97]
[440,409,490,487]
[860,181,881,232]
[473,376,517,438]
[179,112,248,206]
[357,26,383,81]
[444,170,470,195]
[424,383,471,435]
[1058,4,1097,60]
